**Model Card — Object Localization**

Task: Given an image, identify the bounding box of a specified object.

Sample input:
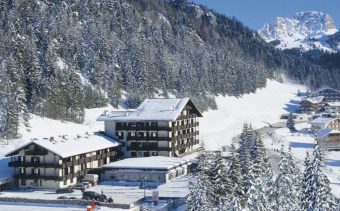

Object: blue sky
[191,0,340,30]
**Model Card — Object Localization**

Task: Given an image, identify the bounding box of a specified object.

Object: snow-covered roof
[301,96,324,104]
[97,98,202,122]
[310,117,336,126]
[311,87,340,94]
[326,102,340,107]
[102,156,189,170]
[6,133,120,158]
[317,128,339,139]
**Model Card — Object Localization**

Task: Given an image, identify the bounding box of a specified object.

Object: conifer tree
[287,112,296,132]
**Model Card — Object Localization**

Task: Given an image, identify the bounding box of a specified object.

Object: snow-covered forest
[187,124,339,211]
[0,0,338,139]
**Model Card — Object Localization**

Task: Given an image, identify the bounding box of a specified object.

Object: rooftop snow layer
[302,96,324,104]
[102,156,189,170]
[317,128,339,139]
[310,117,336,125]
[97,98,199,122]
[6,133,120,158]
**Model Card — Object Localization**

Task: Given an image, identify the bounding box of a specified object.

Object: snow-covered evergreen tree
[287,112,295,131]
[186,172,213,211]
[271,146,301,211]
[302,145,338,211]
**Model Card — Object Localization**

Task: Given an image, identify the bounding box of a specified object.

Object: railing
[116,125,172,131]
[127,136,171,141]
[176,114,197,120]
[14,174,62,181]
[173,131,199,141]
[127,146,171,151]
[172,122,199,131]
[25,150,48,156]
[9,161,62,168]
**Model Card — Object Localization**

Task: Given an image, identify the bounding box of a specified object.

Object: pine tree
[302,145,338,211]
[186,173,213,211]
[228,144,244,200]
[271,146,301,211]
[287,112,295,132]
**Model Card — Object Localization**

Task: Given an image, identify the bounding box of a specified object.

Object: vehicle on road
[56,188,74,194]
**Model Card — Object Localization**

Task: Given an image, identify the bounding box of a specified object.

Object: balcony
[172,122,199,131]
[14,174,63,181]
[127,135,171,141]
[9,161,62,168]
[25,150,48,156]
[127,146,171,151]
[116,125,172,131]
[173,131,199,141]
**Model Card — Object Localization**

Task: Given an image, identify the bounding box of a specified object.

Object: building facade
[101,156,190,183]
[300,96,326,113]
[310,117,340,132]
[6,134,120,189]
[317,129,340,151]
[325,102,340,117]
[97,98,202,158]
[310,88,340,102]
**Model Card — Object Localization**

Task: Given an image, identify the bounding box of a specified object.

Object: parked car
[57,196,69,200]
[81,181,92,188]
[72,183,88,190]
[82,191,107,202]
[56,188,74,194]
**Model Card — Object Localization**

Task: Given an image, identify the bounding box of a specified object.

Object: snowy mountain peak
[258,11,339,52]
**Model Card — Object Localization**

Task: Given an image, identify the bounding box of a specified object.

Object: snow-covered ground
[0,176,188,203]
[200,79,306,150]
[263,122,340,196]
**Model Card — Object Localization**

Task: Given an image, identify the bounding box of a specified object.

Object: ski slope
[200,79,306,150]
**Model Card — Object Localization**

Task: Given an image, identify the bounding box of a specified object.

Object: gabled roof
[97,98,203,122]
[311,87,340,94]
[301,96,324,104]
[317,128,339,139]
[6,133,120,158]
[310,117,336,126]
[102,156,189,170]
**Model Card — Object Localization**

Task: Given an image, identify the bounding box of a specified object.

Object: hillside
[0,0,339,139]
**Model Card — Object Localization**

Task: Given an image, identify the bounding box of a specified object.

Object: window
[144,152,150,157]
[130,132,136,137]
[152,152,158,156]
[40,180,43,186]
[151,122,158,127]
[151,132,157,137]
[110,175,117,180]
[31,157,40,164]
[19,168,25,175]
[131,123,137,128]
[34,179,38,186]
[131,152,137,157]
[137,152,143,157]
[21,179,26,186]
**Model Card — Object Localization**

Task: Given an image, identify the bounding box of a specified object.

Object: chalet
[97,98,202,158]
[101,156,190,183]
[5,134,120,189]
[317,128,340,151]
[310,117,340,132]
[300,96,326,113]
[325,102,340,117]
[310,87,340,102]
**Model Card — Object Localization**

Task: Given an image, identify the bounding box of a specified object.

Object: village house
[309,87,340,102]
[97,98,202,158]
[310,117,340,132]
[317,128,340,151]
[5,134,120,189]
[300,96,326,113]
[101,156,190,184]
[325,102,340,117]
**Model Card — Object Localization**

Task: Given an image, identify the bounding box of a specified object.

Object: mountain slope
[259,11,339,52]
[0,0,338,139]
